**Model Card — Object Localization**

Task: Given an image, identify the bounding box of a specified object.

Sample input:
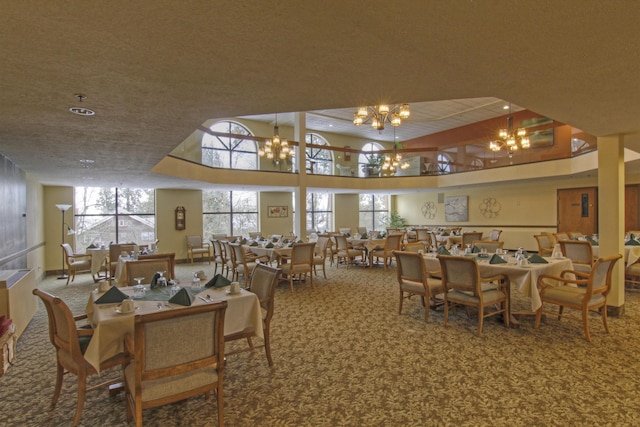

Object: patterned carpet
[2,261,640,426]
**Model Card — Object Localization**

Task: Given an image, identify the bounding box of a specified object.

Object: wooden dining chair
[279,242,316,292]
[186,235,211,264]
[534,234,554,257]
[60,243,93,285]
[109,243,137,280]
[472,240,504,253]
[535,254,622,342]
[393,251,444,322]
[559,240,595,274]
[438,255,510,336]
[369,233,404,270]
[229,243,262,285]
[333,234,365,268]
[33,289,126,427]
[212,239,229,277]
[123,302,227,427]
[403,242,427,253]
[312,236,331,278]
[125,258,172,286]
[225,264,281,366]
[461,231,483,247]
[137,252,175,280]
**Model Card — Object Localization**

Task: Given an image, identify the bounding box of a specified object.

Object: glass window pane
[75,215,115,247]
[204,213,231,237]
[117,188,155,214]
[232,213,258,236]
[232,191,258,212]
[203,190,230,213]
[117,214,155,244]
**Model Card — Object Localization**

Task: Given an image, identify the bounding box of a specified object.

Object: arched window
[358,142,383,178]
[305,133,333,175]
[436,153,453,174]
[469,158,484,170]
[202,121,257,170]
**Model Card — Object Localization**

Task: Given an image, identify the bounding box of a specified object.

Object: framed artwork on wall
[445,196,468,222]
[268,206,288,218]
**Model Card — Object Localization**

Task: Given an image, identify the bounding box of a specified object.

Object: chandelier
[489,104,530,156]
[380,129,410,176]
[353,103,410,130]
[258,113,291,164]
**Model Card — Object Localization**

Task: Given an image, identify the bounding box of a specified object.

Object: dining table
[423,253,574,313]
[244,244,292,264]
[592,245,640,266]
[83,284,263,373]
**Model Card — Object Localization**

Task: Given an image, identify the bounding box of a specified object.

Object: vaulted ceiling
[1,1,639,189]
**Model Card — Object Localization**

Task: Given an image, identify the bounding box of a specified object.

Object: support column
[293,112,307,240]
[597,135,625,314]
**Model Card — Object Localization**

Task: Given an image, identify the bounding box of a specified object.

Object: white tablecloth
[84,286,263,372]
[87,248,110,276]
[424,254,573,312]
[592,246,639,266]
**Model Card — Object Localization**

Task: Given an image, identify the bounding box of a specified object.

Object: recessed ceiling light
[79,159,94,164]
[69,107,95,116]
[503,105,510,110]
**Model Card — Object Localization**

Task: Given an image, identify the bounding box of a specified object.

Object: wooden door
[557,188,597,234]
[625,185,639,232]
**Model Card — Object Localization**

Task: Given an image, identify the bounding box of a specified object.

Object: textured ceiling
[1,1,639,189]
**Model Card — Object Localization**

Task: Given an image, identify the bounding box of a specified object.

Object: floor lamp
[55,204,74,280]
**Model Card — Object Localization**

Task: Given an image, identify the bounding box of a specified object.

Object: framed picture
[268,206,288,218]
[445,196,468,222]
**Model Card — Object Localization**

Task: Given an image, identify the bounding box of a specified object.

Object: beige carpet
[2,261,640,426]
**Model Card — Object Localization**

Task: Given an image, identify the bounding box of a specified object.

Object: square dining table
[84,285,263,372]
[423,253,574,312]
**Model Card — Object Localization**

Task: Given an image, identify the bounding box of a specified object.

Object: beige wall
[43,186,74,273]
[260,192,293,236]
[334,194,359,233]
[156,189,203,262]
[396,176,600,251]
[26,175,45,279]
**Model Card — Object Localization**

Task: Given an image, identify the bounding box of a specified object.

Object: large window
[358,142,383,177]
[359,194,389,232]
[306,192,333,233]
[74,187,156,247]
[202,121,257,170]
[305,133,333,175]
[203,190,259,237]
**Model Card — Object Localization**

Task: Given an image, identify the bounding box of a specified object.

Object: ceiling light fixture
[353,103,410,131]
[258,113,291,165]
[489,104,529,157]
[69,93,95,116]
[380,128,410,176]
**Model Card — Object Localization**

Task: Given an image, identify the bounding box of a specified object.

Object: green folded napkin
[471,245,480,253]
[489,253,507,264]
[87,243,97,249]
[149,272,161,289]
[266,242,274,248]
[250,241,259,246]
[205,274,231,288]
[441,232,449,236]
[297,239,304,243]
[436,246,450,255]
[95,286,128,304]
[360,233,368,239]
[168,287,192,306]
[241,238,247,244]
[272,237,279,242]
[528,254,548,264]
[586,237,598,246]
[627,239,640,246]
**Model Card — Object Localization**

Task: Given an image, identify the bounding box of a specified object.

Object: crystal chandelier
[489,104,530,156]
[380,129,410,176]
[258,113,291,164]
[353,103,410,130]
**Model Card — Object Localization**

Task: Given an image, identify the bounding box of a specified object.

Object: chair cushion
[70,259,91,268]
[281,264,312,274]
[543,286,605,306]
[448,289,505,305]
[125,363,218,402]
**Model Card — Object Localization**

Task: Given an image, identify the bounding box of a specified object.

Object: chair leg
[398,291,404,315]
[477,308,484,337]
[289,274,294,292]
[582,306,592,342]
[51,363,64,408]
[73,375,88,426]
[65,270,71,285]
[322,262,327,279]
[264,326,273,367]
[601,305,610,334]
